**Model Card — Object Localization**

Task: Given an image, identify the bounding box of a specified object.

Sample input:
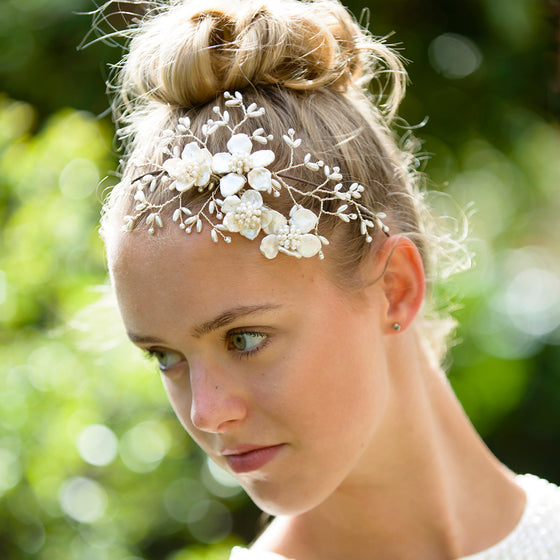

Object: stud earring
[392,323,401,331]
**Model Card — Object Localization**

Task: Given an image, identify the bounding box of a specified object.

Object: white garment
[229,474,560,560]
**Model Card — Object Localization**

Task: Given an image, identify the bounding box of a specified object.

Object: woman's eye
[228,332,267,354]
[148,350,183,371]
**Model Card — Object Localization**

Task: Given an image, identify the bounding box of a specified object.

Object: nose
[189,359,248,433]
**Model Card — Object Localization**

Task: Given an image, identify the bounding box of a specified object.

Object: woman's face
[109,229,392,515]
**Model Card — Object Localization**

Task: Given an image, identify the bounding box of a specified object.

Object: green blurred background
[1,0,559,558]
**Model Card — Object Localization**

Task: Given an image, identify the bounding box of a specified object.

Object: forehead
[109,227,320,290]
[108,228,342,335]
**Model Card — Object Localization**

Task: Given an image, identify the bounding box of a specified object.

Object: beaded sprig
[124,91,389,259]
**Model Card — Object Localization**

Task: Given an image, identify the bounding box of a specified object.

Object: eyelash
[143,329,270,370]
[223,329,270,359]
[143,348,184,372]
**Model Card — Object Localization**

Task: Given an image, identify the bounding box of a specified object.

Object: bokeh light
[58,477,108,524]
[186,500,233,544]
[119,420,171,473]
[77,424,119,467]
[202,458,242,499]
[59,158,100,200]
[0,448,22,496]
[428,33,482,79]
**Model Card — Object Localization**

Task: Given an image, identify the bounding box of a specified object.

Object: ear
[374,236,426,333]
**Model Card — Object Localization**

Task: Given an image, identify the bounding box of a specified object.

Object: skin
[108,227,526,560]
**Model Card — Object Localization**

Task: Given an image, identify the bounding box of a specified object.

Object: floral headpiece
[124,91,389,259]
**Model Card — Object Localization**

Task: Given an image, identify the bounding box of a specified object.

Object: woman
[100,0,560,558]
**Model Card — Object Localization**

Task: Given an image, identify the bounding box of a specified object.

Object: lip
[222,444,285,473]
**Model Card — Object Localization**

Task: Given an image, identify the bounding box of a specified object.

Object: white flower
[212,133,275,197]
[222,189,275,241]
[260,207,322,259]
[163,142,212,192]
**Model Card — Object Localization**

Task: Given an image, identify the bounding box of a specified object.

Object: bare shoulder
[253,517,293,552]
[231,517,296,560]
[229,546,292,560]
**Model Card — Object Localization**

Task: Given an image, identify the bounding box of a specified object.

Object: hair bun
[122,0,377,108]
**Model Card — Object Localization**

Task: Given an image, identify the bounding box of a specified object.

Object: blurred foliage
[0,0,559,558]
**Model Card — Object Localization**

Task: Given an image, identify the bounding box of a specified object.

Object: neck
[254,329,525,560]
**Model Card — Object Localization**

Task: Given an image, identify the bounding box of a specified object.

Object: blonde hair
[101,0,471,361]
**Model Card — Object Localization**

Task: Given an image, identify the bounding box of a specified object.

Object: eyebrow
[127,303,280,345]
[127,333,165,345]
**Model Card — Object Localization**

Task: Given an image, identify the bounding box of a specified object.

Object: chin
[243,482,332,517]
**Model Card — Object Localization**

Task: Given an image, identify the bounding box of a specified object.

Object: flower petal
[227,133,252,155]
[260,209,272,231]
[297,234,322,257]
[249,150,275,169]
[240,225,261,240]
[240,189,263,207]
[223,213,241,232]
[219,173,246,197]
[212,152,232,174]
[262,209,286,234]
[260,235,279,259]
[175,179,195,192]
[196,167,212,186]
[196,147,213,166]
[248,167,272,191]
[181,142,201,160]
[278,247,302,258]
[291,208,318,233]
[162,158,183,177]
[221,195,241,212]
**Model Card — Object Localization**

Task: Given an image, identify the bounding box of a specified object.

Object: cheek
[161,374,194,431]
[277,314,388,436]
